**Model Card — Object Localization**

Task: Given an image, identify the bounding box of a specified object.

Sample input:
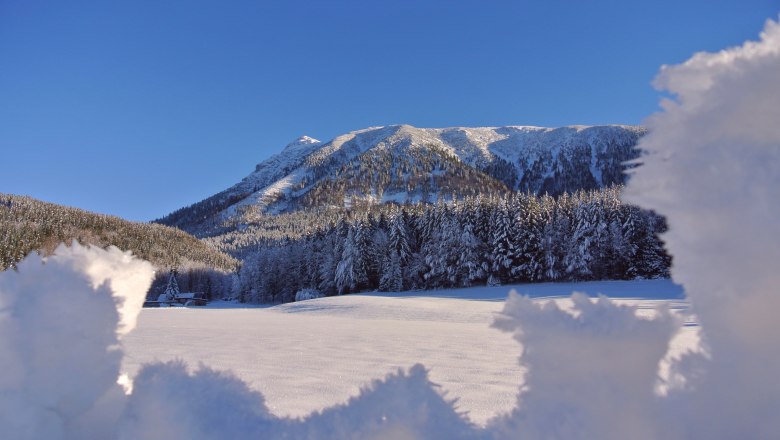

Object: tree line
[236,186,670,303]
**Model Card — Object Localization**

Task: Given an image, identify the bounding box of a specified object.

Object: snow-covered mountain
[158,124,645,236]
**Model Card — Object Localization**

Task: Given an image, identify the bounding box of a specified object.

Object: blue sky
[1,0,777,221]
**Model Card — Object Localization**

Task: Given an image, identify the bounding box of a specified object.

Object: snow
[230,166,309,214]
[379,190,426,204]
[493,292,680,439]
[0,246,700,438]
[283,136,321,153]
[623,14,780,438]
[0,243,154,439]
[120,279,693,426]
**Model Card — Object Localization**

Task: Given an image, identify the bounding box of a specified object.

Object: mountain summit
[158,124,645,236]
[282,135,321,153]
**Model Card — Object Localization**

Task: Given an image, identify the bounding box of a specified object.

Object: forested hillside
[0,193,238,273]
[235,186,670,303]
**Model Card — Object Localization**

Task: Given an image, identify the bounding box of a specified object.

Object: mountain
[158,124,645,237]
[0,193,238,272]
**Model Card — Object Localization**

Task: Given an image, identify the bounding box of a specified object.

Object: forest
[235,186,670,303]
[0,193,239,299]
[1,186,670,305]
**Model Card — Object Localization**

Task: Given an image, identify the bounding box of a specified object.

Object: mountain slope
[158,124,645,237]
[0,193,238,272]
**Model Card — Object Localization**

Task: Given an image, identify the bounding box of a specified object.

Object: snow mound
[625,14,780,438]
[0,243,154,439]
[119,361,276,440]
[491,292,679,439]
[0,243,473,439]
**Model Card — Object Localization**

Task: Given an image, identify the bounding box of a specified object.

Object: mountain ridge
[158,124,645,237]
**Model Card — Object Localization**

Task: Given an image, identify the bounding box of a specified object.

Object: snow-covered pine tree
[635,213,672,278]
[589,188,619,279]
[305,233,325,290]
[335,222,369,294]
[490,197,516,283]
[540,194,566,280]
[617,205,642,279]
[367,225,388,287]
[564,192,595,279]
[436,212,462,286]
[352,221,371,290]
[513,194,545,282]
[320,220,347,294]
[419,203,445,288]
[378,252,403,292]
[388,213,412,265]
[416,206,437,254]
[163,268,180,301]
[317,231,339,295]
[458,218,485,286]
[335,227,355,294]
[472,194,492,245]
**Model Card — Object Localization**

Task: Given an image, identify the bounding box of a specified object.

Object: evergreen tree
[459,219,485,286]
[367,227,388,287]
[540,196,566,280]
[378,252,403,292]
[317,231,339,295]
[513,195,545,281]
[490,198,516,283]
[617,205,642,279]
[388,214,412,265]
[564,195,596,279]
[335,223,368,293]
[163,269,180,300]
[431,213,462,286]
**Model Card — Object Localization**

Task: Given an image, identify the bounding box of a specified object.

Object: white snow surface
[121,279,693,426]
[0,245,698,439]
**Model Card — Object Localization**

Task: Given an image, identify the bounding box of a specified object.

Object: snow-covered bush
[294,288,324,302]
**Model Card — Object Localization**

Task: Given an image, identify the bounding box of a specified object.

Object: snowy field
[121,279,697,425]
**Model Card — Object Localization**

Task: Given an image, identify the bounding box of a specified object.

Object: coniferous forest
[2,186,670,304]
[235,186,670,303]
[0,194,239,299]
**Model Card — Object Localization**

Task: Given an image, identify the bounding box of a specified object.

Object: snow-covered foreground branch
[2,14,780,440]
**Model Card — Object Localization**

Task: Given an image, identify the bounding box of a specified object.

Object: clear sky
[1,0,777,221]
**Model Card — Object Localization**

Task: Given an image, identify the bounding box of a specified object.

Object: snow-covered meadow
[121,280,693,425]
